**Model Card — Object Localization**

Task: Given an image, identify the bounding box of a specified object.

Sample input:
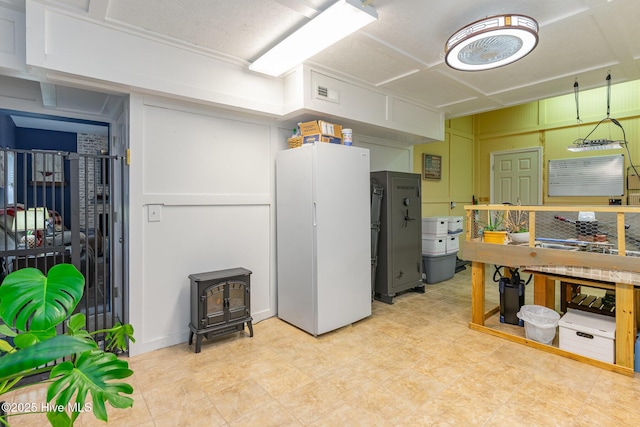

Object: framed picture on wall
[32,150,64,185]
[423,154,442,180]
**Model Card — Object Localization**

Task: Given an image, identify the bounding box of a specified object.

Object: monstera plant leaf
[47,350,134,423]
[0,335,97,382]
[0,263,136,426]
[0,264,84,335]
[105,323,136,352]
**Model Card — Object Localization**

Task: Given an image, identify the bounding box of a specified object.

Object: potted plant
[480,210,508,244]
[0,263,135,426]
[505,207,530,244]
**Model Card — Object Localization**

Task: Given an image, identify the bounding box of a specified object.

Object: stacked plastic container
[421,216,461,283]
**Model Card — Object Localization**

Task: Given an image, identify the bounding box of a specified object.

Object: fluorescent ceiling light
[445,14,538,71]
[567,139,623,152]
[249,0,377,77]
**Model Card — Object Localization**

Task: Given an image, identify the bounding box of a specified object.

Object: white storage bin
[445,235,459,254]
[559,309,615,364]
[422,236,446,255]
[422,217,448,236]
[447,216,463,234]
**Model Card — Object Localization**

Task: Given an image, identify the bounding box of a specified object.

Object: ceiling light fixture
[568,73,627,152]
[445,14,538,71]
[567,139,623,152]
[249,0,377,77]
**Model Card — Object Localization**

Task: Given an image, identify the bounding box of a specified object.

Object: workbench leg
[471,261,485,325]
[533,275,555,309]
[615,282,634,368]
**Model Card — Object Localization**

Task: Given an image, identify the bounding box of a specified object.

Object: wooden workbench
[462,205,640,377]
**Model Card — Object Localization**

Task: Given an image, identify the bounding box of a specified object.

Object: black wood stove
[188,267,253,353]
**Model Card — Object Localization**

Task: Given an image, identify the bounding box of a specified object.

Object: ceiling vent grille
[315,85,340,103]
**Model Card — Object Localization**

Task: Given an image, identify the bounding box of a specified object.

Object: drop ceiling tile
[105,0,306,60]
[381,68,480,110]
[309,33,424,87]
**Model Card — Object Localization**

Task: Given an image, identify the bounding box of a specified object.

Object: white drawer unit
[559,309,615,364]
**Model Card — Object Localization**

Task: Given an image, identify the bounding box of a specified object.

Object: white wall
[0,77,413,356]
[356,134,413,173]
[127,97,412,356]
[0,3,425,356]
[127,97,285,355]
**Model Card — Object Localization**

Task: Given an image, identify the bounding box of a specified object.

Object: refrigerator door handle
[313,201,317,227]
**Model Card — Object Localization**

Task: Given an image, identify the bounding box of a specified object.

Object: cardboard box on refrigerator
[302,134,342,145]
[299,120,343,144]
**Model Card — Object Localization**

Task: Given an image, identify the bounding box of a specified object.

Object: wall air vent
[315,85,340,104]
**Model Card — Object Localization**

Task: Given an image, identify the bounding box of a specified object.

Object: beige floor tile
[407,392,502,426]
[140,374,208,419]
[310,403,389,427]
[253,361,314,399]
[7,267,640,427]
[228,400,300,427]
[338,377,423,424]
[151,396,226,427]
[206,379,273,423]
[485,397,580,427]
[277,380,347,425]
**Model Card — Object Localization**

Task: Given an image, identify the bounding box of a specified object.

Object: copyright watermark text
[1,401,92,414]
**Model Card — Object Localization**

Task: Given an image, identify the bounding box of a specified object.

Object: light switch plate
[148,204,162,222]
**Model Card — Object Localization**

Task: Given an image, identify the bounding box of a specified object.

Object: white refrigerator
[276,143,371,335]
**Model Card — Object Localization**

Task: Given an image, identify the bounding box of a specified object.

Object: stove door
[204,284,225,326]
[227,280,249,321]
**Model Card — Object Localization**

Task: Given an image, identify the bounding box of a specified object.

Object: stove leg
[188,331,194,346]
[247,321,254,337]
[195,334,202,353]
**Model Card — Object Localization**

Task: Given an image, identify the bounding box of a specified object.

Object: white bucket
[516,305,560,344]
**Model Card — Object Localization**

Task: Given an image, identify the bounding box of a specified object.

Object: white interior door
[491,148,542,205]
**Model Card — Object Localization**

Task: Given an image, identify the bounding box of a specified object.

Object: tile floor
[5,267,640,426]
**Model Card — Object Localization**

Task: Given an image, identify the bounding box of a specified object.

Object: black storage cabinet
[370,171,424,303]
